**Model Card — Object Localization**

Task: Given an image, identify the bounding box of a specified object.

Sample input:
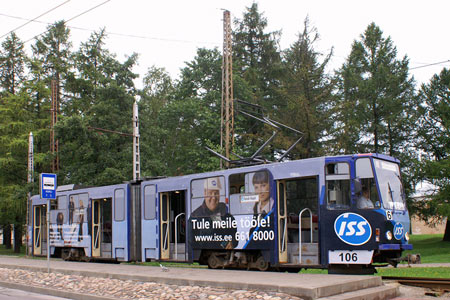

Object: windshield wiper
[388,182,395,210]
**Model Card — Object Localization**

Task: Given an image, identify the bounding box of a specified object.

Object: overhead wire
[23,0,111,43]
[0,0,71,39]
[410,60,450,70]
[0,11,219,45]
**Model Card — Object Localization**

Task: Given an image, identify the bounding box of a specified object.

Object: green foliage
[232,3,285,160]
[333,23,416,157]
[403,234,450,263]
[279,17,335,159]
[56,29,138,186]
[0,32,26,94]
[414,69,450,232]
[0,244,26,256]
[377,267,450,278]
[1,5,450,243]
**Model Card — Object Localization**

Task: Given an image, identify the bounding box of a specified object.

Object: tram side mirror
[353,179,362,194]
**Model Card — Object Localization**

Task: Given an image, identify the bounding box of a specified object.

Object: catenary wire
[410,60,450,70]
[0,11,219,45]
[0,0,71,39]
[23,0,111,43]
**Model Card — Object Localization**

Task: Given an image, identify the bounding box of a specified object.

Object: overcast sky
[2,0,449,88]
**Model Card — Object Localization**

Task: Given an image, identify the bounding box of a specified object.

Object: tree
[0,33,30,252]
[139,65,175,175]
[56,29,138,186]
[233,3,283,109]
[32,20,72,106]
[148,48,222,175]
[232,3,285,160]
[333,23,416,158]
[415,68,450,241]
[279,17,335,159]
[0,91,34,252]
[0,33,26,95]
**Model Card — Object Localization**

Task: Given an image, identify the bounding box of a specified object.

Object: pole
[47,199,50,273]
[220,10,233,168]
[133,99,140,181]
[26,132,34,256]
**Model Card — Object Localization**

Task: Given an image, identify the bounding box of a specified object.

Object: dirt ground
[386,281,450,299]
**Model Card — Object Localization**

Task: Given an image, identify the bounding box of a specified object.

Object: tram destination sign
[40,173,57,200]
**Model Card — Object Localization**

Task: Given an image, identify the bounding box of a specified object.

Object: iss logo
[334,213,372,246]
[393,222,404,240]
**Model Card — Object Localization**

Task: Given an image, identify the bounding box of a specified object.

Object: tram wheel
[255,256,269,271]
[208,253,221,269]
[61,249,70,261]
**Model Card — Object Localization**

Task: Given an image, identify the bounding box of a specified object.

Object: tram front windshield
[373,159,406,210]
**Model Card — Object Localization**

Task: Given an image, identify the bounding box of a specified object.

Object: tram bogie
[30,153,412,274]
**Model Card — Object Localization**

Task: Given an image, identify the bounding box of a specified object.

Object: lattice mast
[26,132,34,256]
[50,79,59,172]
[220,10,234,168]
[133,100,140,181]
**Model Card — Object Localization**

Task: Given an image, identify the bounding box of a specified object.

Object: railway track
[382,276,450,291]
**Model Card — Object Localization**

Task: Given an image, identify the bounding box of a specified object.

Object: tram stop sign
[40,173,57,200]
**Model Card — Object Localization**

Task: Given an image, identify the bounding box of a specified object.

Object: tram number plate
[329,250,373,264]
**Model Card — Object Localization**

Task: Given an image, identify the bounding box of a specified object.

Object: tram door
[277,181,288,263]
[282,177,319,265]
[33,205,46,255]
[91,198,112,258]
[160,192,170,260]
[159,191,187,261]
[92,199,101,257]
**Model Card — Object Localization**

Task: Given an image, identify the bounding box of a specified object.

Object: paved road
[0,287,71,300]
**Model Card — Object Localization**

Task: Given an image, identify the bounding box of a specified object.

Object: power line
[24,0,111,43]
[64,0,110,24]
[0,11,219,46]
[410,60,450,70]
[0,0,71,39]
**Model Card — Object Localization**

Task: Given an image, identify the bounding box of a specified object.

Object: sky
[1,0,450,88]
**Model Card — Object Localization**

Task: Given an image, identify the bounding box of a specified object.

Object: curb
[0,263,313,298]
[0,280,125,300]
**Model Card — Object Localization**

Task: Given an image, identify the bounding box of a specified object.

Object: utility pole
[50,79,59,172]
[26,132,34,256]
[220,9,234,169]
[133,99,140,181]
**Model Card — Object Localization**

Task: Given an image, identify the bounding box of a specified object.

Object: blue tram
[30,153,412,273]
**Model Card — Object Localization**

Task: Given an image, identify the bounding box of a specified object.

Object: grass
[377,267,450,278]
[2,234,449,278]
[298,234,450,278]
[0,244,25,256]
[402,234,450,264]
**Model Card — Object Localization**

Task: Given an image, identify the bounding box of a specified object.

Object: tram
[30,153,412,273]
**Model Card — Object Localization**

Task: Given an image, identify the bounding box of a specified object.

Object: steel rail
[382,276,450,290]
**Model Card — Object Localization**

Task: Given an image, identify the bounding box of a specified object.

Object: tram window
[76,193,88,223]
[144,185,156,220]
[356,158,379,209]
[114,189,125,221]
[57,195,67,210]
[326,162,350,209]
[35,207,41,226]
[190,176,225,217]
[326,162,349,175]
[229,171,272,215]
[286,178,318,214]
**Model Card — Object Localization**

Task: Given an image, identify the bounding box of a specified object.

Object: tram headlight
[405,231,410,241]
[386,231,393,241]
